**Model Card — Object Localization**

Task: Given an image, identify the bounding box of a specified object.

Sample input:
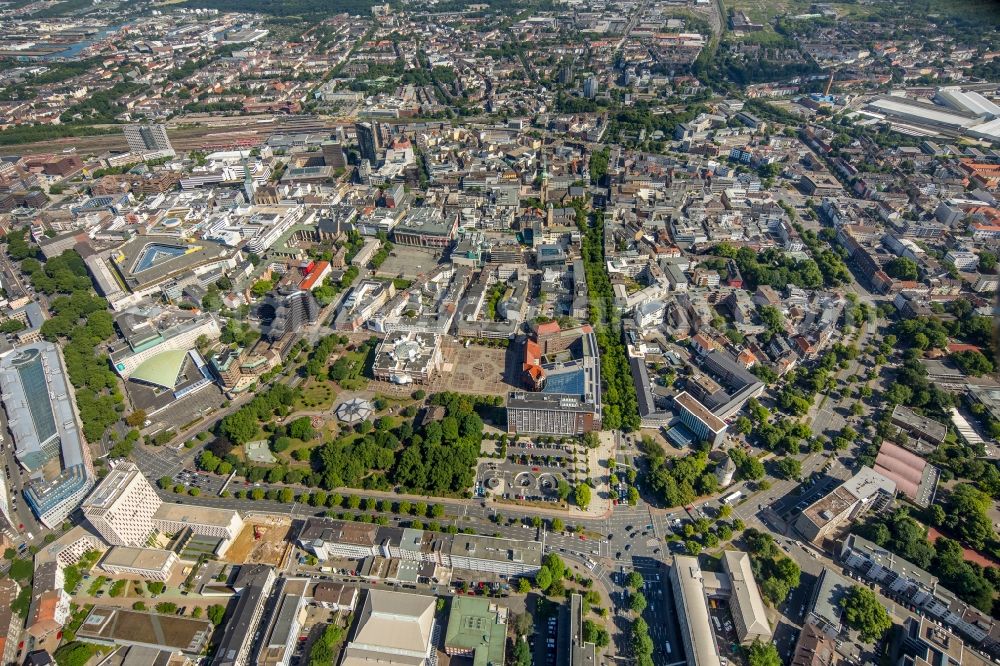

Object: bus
[723,491,743,505]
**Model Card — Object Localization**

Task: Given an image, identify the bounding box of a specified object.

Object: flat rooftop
[108,234,235,292]
[800,486,857,529]
[152,503,238,528]
[76,606,213,654]
[674,391,727,433]
[102,547,175,572]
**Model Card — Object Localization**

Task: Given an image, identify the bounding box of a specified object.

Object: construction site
[223,513,294,568]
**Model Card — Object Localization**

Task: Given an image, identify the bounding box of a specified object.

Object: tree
[517,578,531,593]
[885,257,918,281]
[583,619,610,648]
[575,483,591,510]
[758,305,784,334]
[952,350,994,377]
[745,639,782,666]
[207,604,226,626]
[840,585,892,642]
[944,484,994,549]
[630,591,647,614]
[513,638,532,666]
[551,518,565,532]
[125,410,147,427]
[627,571,644,590]
[250,279,273,297]
[147,581,165,595]
[54,643,96,666]
[535,566,553,591]
[557,479,571,501]
[979,250,997,273]
[514,611,533,636]
[8,558,32,581]
[775,457,802,480]
[927,504,946,527]
[288,416,315,441]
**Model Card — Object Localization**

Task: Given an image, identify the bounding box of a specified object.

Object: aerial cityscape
[0,0,998,665]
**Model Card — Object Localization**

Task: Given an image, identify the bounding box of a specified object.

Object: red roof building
[299,261,332,291]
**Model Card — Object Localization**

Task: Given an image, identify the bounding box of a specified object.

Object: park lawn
[293,380,337,411]
[330,348,374,391]
[276,436,314,467]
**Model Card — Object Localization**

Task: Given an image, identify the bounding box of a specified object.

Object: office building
[569,593,597,666]
[257,289,320,341]
[806,568,851,637]
[372,331,444,385]
[25,562,71,643]
[256,578,309,666]
[341,590,436,666]
[210,347,245,389]
[673,391,727,447]
[298,518,542,576]
[722,551,772,644]
[213,565,277,666]
[444,597,507,665]
[0,579,22,666]
[0,343,94,528]
[83,461,163,547]
[506,392,602,436]
[322,140,347,169]
[583,75,598,99]
[793,467,895,543]
[151,503,244,541]
[508,324,602,436]
[890,405,947,445]
[124,124,173,153]
[355,122,379,164]
[99,547,179,582]
[333,280,396,332]
[77,606,213,656]
[840,534,1000,654]
[669,550,771,666]
[901,616,966,666]
[670,554,722,666]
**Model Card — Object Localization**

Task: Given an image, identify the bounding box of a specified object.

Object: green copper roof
[444,597,506,666]
[130,349,187,389]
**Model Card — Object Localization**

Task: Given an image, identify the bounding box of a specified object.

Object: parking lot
[477,441,579,502]
[705,599,744,661]
[138,383,225,435]
[135,447,185,483]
